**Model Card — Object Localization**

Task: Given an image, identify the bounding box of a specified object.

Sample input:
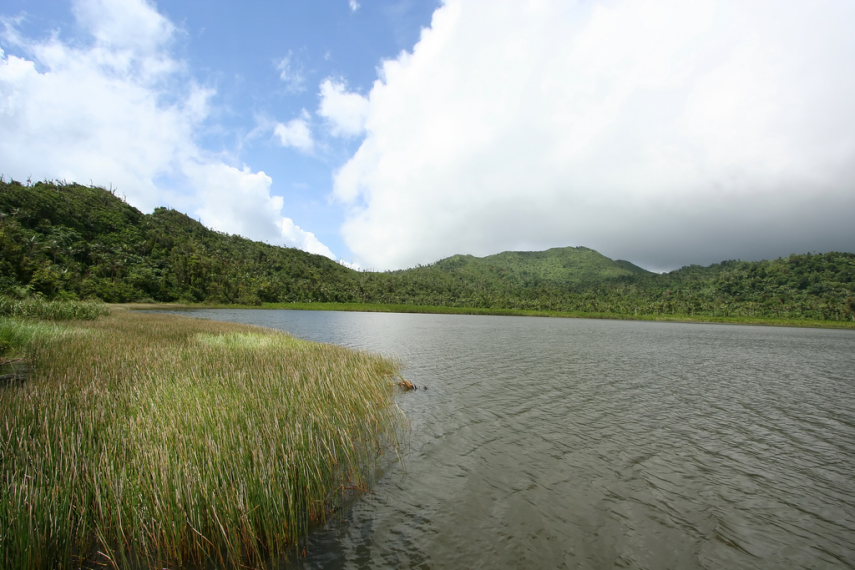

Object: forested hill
[2,180,854,321]
[0,180,354,303]
[431,247,651,285]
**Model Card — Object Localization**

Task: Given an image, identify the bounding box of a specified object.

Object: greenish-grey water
[162,309,855,569]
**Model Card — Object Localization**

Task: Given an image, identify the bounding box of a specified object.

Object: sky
[1,0,854,272]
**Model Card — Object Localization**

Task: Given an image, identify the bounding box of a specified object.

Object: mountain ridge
[426,245,651,285]
[2,180,854,321]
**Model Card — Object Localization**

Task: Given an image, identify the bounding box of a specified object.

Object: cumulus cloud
[280,218,337,259]
[0,0,335,258]
[73,0,174,52]
[274,110,315,152]
[187,162,335,258]
[318,78,369,137]
[348,0,360,13]
[334,0,855,270]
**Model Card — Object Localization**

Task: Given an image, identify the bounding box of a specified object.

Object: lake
[159,309,855,569]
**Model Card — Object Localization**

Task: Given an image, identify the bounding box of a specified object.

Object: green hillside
[432,246,650,285]
[361,247,651,308]
[2,180,854,321]
[0,180,355,303]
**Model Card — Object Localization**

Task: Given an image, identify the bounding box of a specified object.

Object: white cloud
[275,50,305,93]
[273,111,315,152]
[189,163,283,242]
[280,218,336,259]
[71,0,178,79]
[0,0,336,259]
[318,78,369,137]
[334,0,855,270]
[349,0,361,13]
[0,36,196,212]
[73,0,173,52]
[187,162,336,259]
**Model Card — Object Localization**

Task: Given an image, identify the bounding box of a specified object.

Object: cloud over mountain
[334,0,855,270]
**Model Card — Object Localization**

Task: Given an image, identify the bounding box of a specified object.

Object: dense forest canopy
[2,180,854,320]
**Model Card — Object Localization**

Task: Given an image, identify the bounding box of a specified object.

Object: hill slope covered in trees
[0,180,357,304]
[2,180,854,321]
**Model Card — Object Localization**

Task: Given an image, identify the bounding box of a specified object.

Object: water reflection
[161,310,855,569]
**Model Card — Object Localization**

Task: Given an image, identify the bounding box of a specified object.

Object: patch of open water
[162,310,855,569]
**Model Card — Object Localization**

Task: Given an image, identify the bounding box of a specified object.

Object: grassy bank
[1,308,404,569]
[135,301,855,329]
[0,297,110,321]
[1,298,109,358]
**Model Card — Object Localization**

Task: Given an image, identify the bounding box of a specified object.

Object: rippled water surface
[166,310,855,569]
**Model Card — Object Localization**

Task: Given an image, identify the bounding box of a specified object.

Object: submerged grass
[0,308,404,569]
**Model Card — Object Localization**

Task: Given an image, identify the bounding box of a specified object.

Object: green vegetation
[0,179,351,304]
[0,318,67,359]
[0,297,108,358]
[1,308,403,569]
[0,296,109,321]
[2,179,854,323]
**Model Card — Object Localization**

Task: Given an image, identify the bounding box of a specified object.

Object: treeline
[362,254,855,321]
[1,180,854,321]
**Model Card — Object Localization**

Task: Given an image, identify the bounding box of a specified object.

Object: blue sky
[2,0,854,272]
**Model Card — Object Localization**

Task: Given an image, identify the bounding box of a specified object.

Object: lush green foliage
[0,309,403,569]
[0,180,352,304]
[2,179,854,321]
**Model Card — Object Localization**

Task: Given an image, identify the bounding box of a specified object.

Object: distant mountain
[2,180,854,321]
[430,246,651,286]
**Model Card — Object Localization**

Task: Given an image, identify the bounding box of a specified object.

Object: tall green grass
[0,318,68,358]
[0,309,404,569]
[0,296,109,321]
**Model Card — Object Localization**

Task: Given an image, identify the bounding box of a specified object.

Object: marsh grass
[0,319,70,358]
[0,296,109,321]
[0,308,403,569]
[195,331,311,351]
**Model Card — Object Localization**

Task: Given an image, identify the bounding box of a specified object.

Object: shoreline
[125,301,855,330]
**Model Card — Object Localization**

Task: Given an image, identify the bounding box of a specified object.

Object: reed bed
[0,296,109,321]
[0,319,69,358]
[0,309,404,569]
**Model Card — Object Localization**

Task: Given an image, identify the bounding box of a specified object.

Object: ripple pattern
[167,310,855,569]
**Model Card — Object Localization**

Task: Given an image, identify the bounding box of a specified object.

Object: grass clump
[0,308,403,569]
[195,331,311,351]
[0,296,109,321]
[0,318,69,358]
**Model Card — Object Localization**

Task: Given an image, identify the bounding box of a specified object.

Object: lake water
[161,309,855,569]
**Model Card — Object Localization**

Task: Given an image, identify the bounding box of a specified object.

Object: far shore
[125,301,855,330]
